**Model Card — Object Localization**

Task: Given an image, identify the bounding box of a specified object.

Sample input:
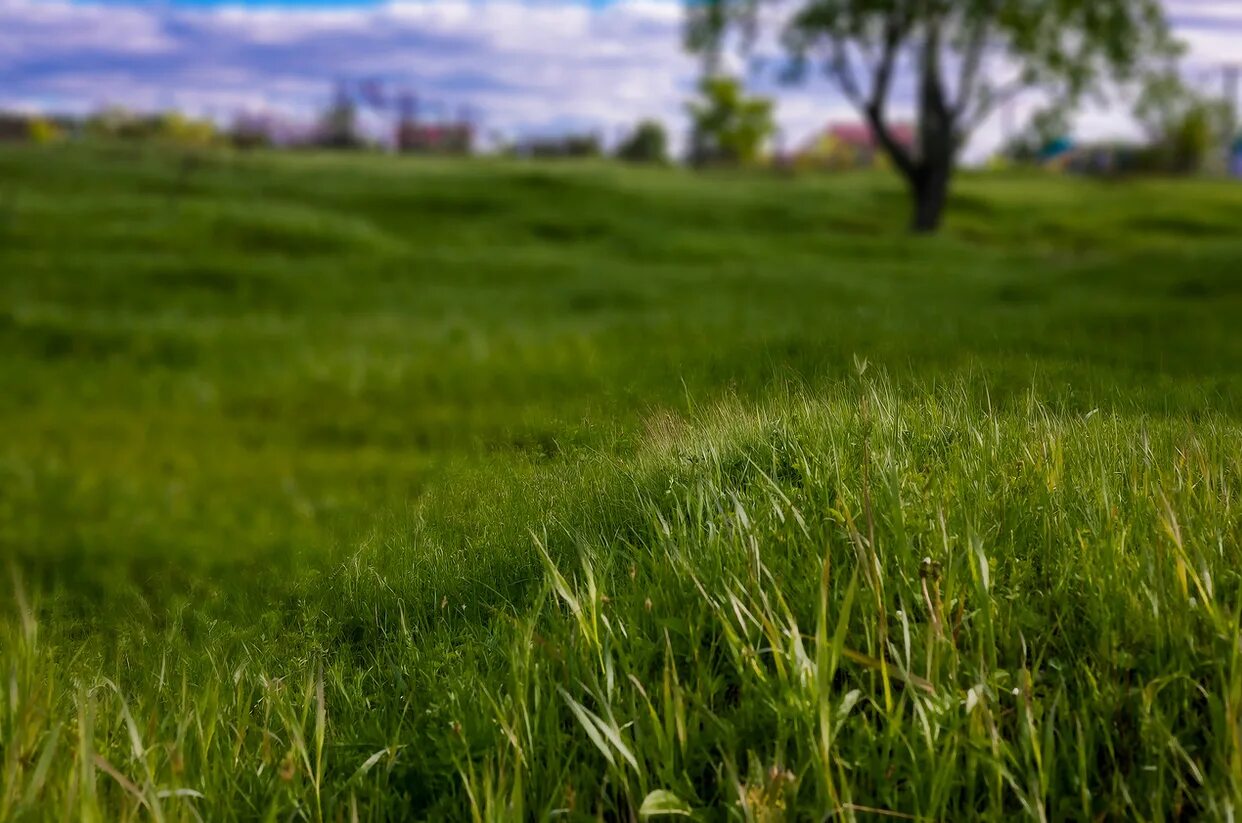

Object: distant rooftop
[821,121,917,149]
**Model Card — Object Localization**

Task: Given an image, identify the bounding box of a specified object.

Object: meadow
[2,142,1242,820]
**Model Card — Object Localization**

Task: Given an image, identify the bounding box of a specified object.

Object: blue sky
[2,0,1239,155]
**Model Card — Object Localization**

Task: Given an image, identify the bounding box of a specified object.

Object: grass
[1,141,1242,819]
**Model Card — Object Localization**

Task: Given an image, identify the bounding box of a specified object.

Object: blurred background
[1,0,1240,171]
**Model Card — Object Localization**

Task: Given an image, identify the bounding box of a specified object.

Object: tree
[1133,70,1232,174]
[617,120,670,164]
[518,133,602,158]
[27,116,63,145]
[1001,104,1071,164]
[318,83,364,149]
[688,0,1172,232]
[687,76,776,166]
[154,112,221,149]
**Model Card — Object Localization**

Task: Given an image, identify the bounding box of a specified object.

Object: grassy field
[2,142,1242,820]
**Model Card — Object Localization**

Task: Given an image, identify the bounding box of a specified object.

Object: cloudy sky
[2,0,1239,156]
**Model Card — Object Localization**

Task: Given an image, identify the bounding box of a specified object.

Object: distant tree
[519,133,602,159]
[616,120,670,164]
[687,76,776,166]
[154,112,221,148]
[1001,105,1072,164]
[687,0,1174,232]
[27,116,63,145]
[1133,70,1232,174]
[82,107,219,147]
[85,106,138,139]
[318,84,364,149]
[230,114,275,151]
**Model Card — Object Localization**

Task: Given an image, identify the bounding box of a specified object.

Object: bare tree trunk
[909,156,952,234]
[906,15,956,235]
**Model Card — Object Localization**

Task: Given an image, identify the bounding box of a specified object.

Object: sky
[1,0,1240,157]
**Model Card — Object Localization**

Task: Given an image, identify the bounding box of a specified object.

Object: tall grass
[5,379,1241,818]
[453,383,1242,820]
[2,145,1242,818]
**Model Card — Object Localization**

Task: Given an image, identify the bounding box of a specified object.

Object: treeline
[4,68,1236,181]
[1000,70,1239,177]
[1,108,272,150]
[0,106,677,165]
[0,75,778,169]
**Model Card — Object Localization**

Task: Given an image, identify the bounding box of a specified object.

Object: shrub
[616,120,669,164]
[686,76,775,167]
[27,117,62,144]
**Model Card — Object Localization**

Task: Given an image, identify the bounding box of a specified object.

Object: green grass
[2,142,1242,820]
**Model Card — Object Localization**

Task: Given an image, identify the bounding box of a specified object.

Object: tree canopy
[687,76,777,166]
[687,0,1174,231]
[617,119,671,164]
[1134,69,1234,173]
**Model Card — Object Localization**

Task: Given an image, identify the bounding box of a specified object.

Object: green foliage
[687,76,775,166]
[1134,70,1234,174]
[83,106,135,139]
[229,120,274,151]
[155,112,221,148]
[1001,105,1072,163]
[687,0,1174,230]
[518,133,602,158]
[26,117,62,145]
[616,119,670,164]
[317,87,364,149]
[2,144,1242,818]
[82,107,222,147]
[699,0,1175,100]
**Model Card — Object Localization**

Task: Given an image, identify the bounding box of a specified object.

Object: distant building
[796,121,917,170]
[396,121,473,155]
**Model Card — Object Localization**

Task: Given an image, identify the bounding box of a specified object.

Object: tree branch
[868,9,906,112]
[818,4,920,181]
[952,10,993,122]
[961,73,1030,133]
[867,108,918,180]
[919,12,949,118]
[911,9,961,162]
[827,36,866,108]
[864,9,918,178]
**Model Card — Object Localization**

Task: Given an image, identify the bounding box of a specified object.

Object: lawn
[2,142,1241,820]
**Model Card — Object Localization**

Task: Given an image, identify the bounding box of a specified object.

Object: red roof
[398,123,470,140]
[825,122,916,149]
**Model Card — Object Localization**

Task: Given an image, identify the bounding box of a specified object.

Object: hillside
[2,144,1242,819]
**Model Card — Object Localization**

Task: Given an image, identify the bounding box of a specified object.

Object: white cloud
[0,0,1236,157]
[0,0,699,147]
[0,0,175,57]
